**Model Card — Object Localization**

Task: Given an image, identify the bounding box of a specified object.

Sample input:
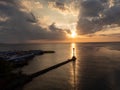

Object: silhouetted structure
[0,49,76,90]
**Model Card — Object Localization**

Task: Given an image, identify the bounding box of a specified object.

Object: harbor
[0,48,76,90]
[0,50,55,68]
[0,56,76,90]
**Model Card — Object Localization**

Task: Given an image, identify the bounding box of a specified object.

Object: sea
[0,42,120,90]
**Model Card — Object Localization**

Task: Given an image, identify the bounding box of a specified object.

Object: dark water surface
[0,42,120,90]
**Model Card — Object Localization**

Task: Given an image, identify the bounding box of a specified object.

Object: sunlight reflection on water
[0,42,120,90]
[71,43,76,57]
[70,43,80,90]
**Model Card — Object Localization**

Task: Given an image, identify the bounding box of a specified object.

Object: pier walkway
[30,56,76,78]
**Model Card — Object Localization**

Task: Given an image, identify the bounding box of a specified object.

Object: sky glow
[0,0,120,43]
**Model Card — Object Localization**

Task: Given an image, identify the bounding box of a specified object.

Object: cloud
[80,0,103,17]
[0,16,9,22]
[77,0,120,35]
[48,0,79,15]
[102,5,120,25]
[20,0,43,12]
[48,1,70,13]
[0,0,67,43]
[94,26,120,37]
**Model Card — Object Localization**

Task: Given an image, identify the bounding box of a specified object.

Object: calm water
[0,42,120,90]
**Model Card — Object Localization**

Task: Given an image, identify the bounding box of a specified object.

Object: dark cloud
[26,13,37,23]
[0,0,67,43]
[33,23,67,40]
[55,1,67,11]
[102,6,120,25]
[0,0,17,5]
[99,33,120,37]
[80,0,103,17]
[49,0,70,13]
[77,18,102,34]
[77,0,120,35]
[48,0,79,14]
[49,23,62,31]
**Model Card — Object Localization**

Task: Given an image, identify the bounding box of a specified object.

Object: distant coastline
[0,41,120,45]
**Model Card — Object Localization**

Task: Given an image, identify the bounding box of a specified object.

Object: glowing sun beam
[71,31,77,38]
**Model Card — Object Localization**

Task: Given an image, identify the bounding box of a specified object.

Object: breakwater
[30,56,76,78]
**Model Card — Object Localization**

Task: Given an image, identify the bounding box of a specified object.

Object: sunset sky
[0,0,120,43]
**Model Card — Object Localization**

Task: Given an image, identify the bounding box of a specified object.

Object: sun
[71,31,77,38]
